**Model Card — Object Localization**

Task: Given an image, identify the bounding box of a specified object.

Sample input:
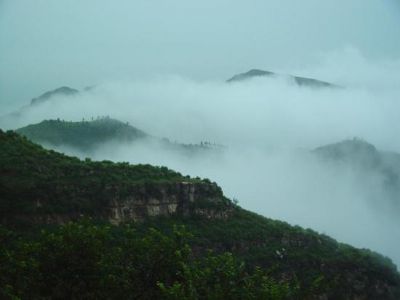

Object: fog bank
[2,49,400,265]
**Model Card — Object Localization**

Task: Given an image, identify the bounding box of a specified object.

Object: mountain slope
[30,86,79,106]
[16,117,148,152]
[0,86,82,129]
[16,118,221,155]
[314,138,400,211]
[227,69,338,88]
[0,129,229,225]
[0,130,399,299]
[314,138,380,166]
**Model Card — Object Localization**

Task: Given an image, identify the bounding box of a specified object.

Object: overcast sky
[1,0,400,111]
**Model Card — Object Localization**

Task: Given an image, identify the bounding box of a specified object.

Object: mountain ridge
[227,69,338,88]
[0,129,230,226]
[1,129,400,299]
[30,86,79,106]
[16,117,221,155]
[16,117,148,152]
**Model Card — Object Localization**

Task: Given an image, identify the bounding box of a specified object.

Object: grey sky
[1,0,400,111]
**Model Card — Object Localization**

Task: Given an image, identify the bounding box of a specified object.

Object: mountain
[16,117,221,155]
[1,130,399,299]
[227,69,338,88]
[227,69,275,82]
[314,138,381,167]
[30,86,79,106]
[0,86,82,130]
[16,117,148,152]
[0,129,230,225]
[314,138,400,216]
[315,138,400,195]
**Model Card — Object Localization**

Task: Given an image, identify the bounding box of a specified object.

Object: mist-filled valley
[2,1,400,298]
[3,59,400,267]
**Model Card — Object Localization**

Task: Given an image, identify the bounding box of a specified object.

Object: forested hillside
[0,130,399,299]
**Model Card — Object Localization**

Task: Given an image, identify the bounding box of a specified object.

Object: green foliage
[138,209,400,299]
[15,118,222,156]
[16,117,148,152]
[3,216,398,299]
[1,129,400,298]
[0,130,211,221]
[0,222,293,299]
[158,252,293,300]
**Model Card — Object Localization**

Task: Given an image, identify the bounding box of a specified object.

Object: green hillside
[0,129,224,223]
[0,130,399,299]
[16,117,148,152]
[16,118,220,155]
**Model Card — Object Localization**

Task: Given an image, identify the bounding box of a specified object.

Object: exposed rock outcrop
[109,181,233,224]
[1,181,233,226]
[0,130,233,226]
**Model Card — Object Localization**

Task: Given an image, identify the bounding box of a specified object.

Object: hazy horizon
[1,0,400,111]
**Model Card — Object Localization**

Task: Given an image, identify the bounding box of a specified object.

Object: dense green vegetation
[16,117,148,151]
[0,221,294,299]
[1,213,400,299]
[16,117,222,156]
[0,129,208,221]
[139,210,400,299]
[1,130,400,299]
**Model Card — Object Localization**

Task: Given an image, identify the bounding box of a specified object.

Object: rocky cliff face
[108,181,233,224]
[1,180,233,226]
[0,130,233,226]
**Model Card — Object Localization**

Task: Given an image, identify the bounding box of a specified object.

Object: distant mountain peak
[314,138,378,156]
[30,86,79,106]
[313,138,381,168]
[227,69,275,82]
[227,69,338,88]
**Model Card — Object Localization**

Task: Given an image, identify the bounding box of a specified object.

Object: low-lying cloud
[2,49,400,266]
